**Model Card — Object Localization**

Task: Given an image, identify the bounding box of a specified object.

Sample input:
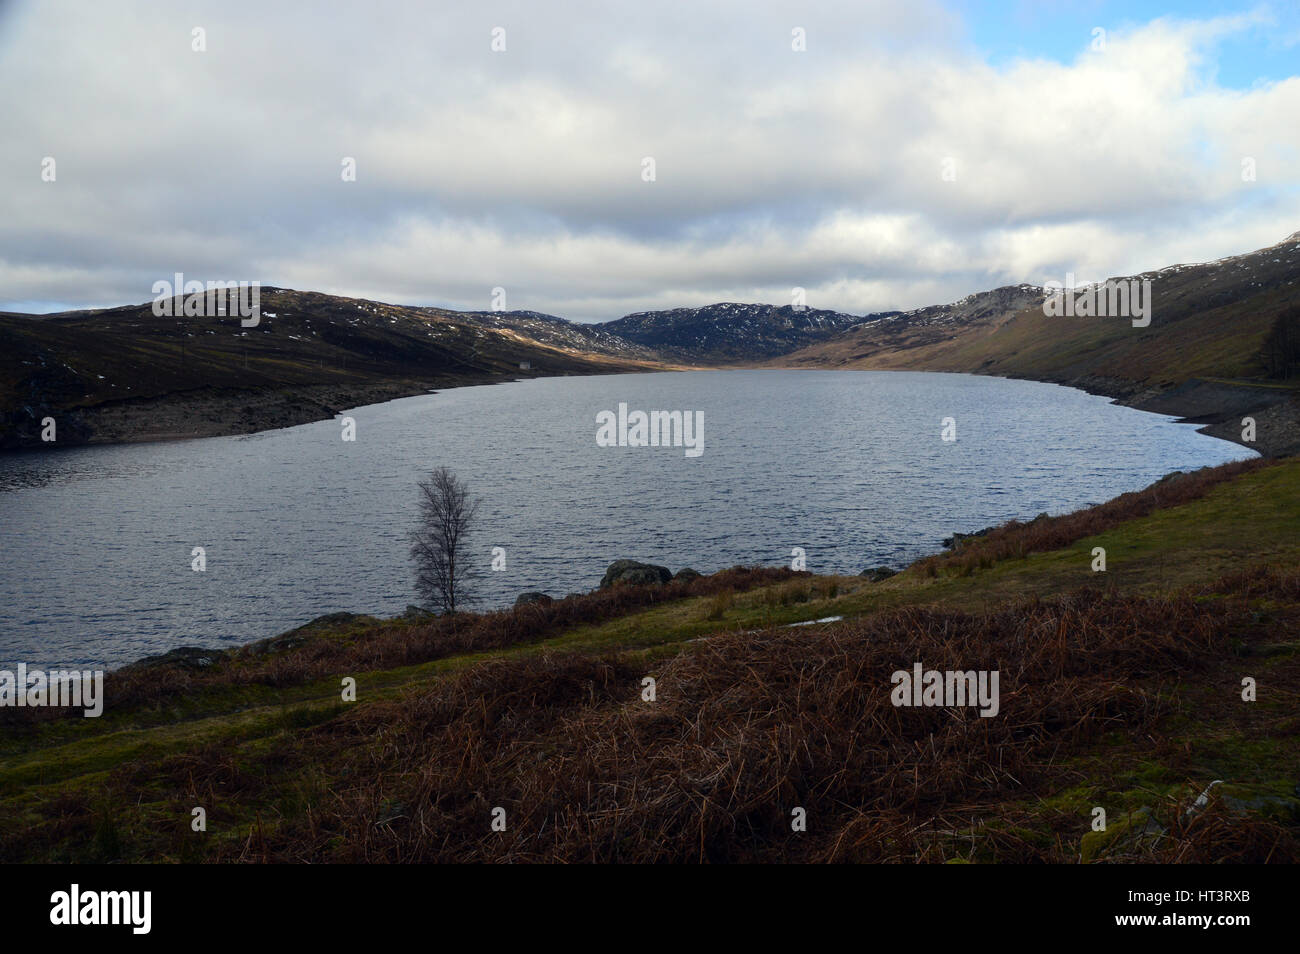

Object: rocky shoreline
[6,367,1295,457]
[115,560,715,674]
[995,372,1299,459]
[1128,380,1300,459]
[1,373,532,451]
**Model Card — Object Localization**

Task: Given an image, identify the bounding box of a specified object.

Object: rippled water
[0,370,1254,670]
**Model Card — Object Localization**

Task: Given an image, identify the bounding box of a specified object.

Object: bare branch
[409,466,481,614]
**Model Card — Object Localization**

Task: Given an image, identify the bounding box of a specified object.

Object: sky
[1,0,1297,321]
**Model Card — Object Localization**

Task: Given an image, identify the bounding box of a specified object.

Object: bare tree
[410,466,481,614]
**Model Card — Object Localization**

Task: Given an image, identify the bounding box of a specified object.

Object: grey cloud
[0,0,1296,320]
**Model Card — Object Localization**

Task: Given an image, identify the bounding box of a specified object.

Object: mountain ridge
[595,302,881,363]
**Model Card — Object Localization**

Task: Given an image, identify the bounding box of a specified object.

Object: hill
[0,288,668,449]
[775,235,1300,455]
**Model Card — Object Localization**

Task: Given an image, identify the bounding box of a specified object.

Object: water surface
[0,370,1253,669]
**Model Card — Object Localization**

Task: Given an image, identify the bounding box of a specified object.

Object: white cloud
[0,0,1295,320]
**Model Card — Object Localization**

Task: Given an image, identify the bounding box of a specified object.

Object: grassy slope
[779,285,1294,394]
[775,240,1300,454]
[2,459,1298,862]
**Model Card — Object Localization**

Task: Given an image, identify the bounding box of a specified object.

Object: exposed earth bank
[1060,374,1299,458]
[18,377,512,448]
[7,368,1294,458]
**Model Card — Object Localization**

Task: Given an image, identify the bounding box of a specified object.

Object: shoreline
[5,367,1292,674]
[4,366,1294,457]
[106,454,1273,676]
[0,369,630,452]
[1039,373,1300,459]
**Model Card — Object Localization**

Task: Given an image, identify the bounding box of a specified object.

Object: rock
[600,559,673,588]
[673,568,703,583]
[1214,782,1300,822]
[242,612,366,656]
[514,591,553,607]
[860,566,897,582]
[242,632,312,656]
[1222,794,1300,822]
[402,604,436,620]
[300,611,364,629]
[943,527,992,549]
[120,645,226,672]
[1079,807,1166,862]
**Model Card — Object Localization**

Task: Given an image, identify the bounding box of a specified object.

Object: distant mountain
[596,302,883,363]
[442,308,657,361]
[860,283,1047,330]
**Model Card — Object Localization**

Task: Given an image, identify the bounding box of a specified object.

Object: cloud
[0,0,1296,320]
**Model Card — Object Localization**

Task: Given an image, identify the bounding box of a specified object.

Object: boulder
[243,612,366,655]
[673,568,703,583]
[1212,782,1300,823]
[860,566,897,582]
[119,645,226,673]
[1222,793,1300,822]
[514,591,553,607]
[943,525,995,549]
[299,611,365,629]
[600,559,673,588]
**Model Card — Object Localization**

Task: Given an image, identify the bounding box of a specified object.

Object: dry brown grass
[8,565,1297,863]
[199,564,1300,863]
[0,565,802,729]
